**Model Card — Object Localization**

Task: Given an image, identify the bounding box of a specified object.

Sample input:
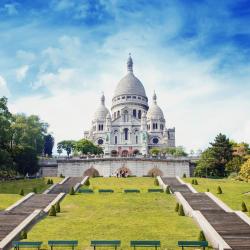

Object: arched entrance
[111,150,118,157]
[147,167,163,177]
[133,149,140,155]
[121,150,128,157]
[83,167,100,177]
[116,166,132,177]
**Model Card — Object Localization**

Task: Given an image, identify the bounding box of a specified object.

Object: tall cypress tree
[210,133,233,176]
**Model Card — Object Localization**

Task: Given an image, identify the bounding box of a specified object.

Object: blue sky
[1,0,250,152]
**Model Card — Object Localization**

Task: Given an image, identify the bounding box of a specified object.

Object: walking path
[161,177,250,250]
[0,177,86,250]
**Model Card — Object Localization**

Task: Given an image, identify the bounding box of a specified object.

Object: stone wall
[50,158,190,177]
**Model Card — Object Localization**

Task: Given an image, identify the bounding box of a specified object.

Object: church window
[156,123,158,129]
[98,138,104,145]
[114,112,116,119]
[153,138,159,144]
[117,111,120,116]
[122,96,125,99]
[160,124,163,130]
[118,97,120,100]
[133,109,136,117]
[133,96,136,99]
[127,96,131,98]
[124,110,129,122]
[136,135,138,144]
[99,124,103,131]
[115,136,118,144]
[138,97,141,100]
[124,128,128,140]
[138,110,141,119]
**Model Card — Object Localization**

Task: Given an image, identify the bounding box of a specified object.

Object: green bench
[78,189,94,193]
[99,189,114,193]
[124,189,140,193]
[91,240,121,250]
[178,241,208,250]
[130,241,160,250]
[13,241,42,250]
[48,240,78,250]
[148,189,163,193]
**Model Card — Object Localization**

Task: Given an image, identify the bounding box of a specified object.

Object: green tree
[74,139,103,155]
[57,140,76,157]
[44,134,54,157]
[239,159,250,181]
[226,155,245,174]
[12,145,39,175]
[150,148,161,155]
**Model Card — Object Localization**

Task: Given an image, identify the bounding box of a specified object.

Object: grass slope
[28,178,200,250]
[184,178,250,211]
[0,194,21,210]
[0,177,62,194]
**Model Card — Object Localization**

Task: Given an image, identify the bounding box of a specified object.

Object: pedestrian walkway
[161,177,250,250]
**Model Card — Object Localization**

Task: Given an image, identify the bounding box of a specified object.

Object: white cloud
[3,3,18,15]
[16,65,29,82]
[0,75,10,97]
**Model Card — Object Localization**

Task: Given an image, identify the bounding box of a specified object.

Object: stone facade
[84,55,175,156]
[55,158,190,177]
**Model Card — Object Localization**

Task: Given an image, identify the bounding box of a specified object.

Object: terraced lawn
[183,177,250,212]
[0,177,62,195]
[27,177,200,250]
[0,194,21,210]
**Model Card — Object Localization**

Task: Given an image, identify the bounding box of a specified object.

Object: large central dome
[113,55,147,98]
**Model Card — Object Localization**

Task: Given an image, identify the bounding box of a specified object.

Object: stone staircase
[0,177,84,245]
[162,177,250,250]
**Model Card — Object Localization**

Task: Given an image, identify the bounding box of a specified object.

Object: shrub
[32,187,37,193]
[175,203,179,212]
[191,179,195,184]
[198,231,206,241]
[47,179,51,185]
[242,201,248,212]
[207,188,210,192]
[154,178,159,186]
[193,179,198,185]
[217,186,223,194]
[60,173,64,178]
[19,189,24,196]
[165,186,171,194]
[55,202,60,213]
[85,178,90,186]
[49,205,56,216]
[69,187,75,195]
[183,173,186,178]
[20,230,27,240]
[50,179,54,184]
[178,204,185,216]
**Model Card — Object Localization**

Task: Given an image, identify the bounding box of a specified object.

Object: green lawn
[0,177,62,195]
[27,177,200,250]
[0,194,21,210]
[183,178,250,211]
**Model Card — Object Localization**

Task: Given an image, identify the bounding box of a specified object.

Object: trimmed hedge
[49,205,56,216]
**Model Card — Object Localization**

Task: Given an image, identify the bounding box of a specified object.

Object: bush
[165,186,171,194]
[207,188,210,192]
[175,203,179,212]
[198,231,206,241]
[183,173,186,178]
[217,186,223,194]
[154,178,159,186]
[32,187,37,193]
[242,201,248,212]
[191,179,195,184]
[50,179,54,184]
[85,178,90,186]
[47,179,51,185]
[193,179,198,185]
[69,187,75,195]
[178,204,185,216]
[20,230,27,240]
[55,202,60,213]
[49,205,56,216]
[19,189,24,196]
[60,173,64,178]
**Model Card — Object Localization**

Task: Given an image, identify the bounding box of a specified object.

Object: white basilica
[84,55,175,157]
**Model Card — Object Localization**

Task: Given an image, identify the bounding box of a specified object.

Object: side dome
[113,55,147,98]
[147,91,164,120]
[93,93,110,120]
